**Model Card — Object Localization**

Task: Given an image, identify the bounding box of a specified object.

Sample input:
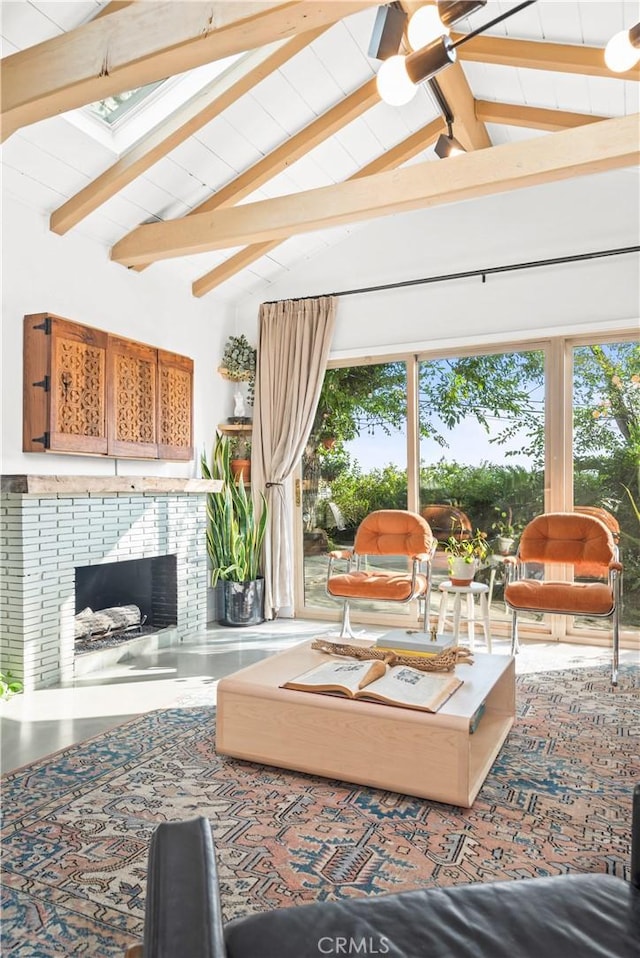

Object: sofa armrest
[142,817,227,958]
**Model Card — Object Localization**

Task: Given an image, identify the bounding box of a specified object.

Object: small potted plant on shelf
[441,528,490,585]
[218,334,256,407]
[229,435,251,485]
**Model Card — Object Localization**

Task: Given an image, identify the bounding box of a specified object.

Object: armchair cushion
[327,569,428,601]
[505,579,614,615]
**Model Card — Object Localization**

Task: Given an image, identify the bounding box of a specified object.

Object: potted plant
[491,507,518,555]
[218,334,256,406]
[441,528,490,585]
[201,432,267,627]
[229,434,251,485]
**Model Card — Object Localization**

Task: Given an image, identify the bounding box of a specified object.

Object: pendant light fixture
[376,0,537,106]
[605,22,640,73]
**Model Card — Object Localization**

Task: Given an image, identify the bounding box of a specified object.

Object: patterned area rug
[2,664,638,956]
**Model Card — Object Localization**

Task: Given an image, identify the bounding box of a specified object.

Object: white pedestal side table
[437,580,492,652]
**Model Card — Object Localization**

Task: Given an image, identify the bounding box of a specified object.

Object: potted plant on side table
[201,432,267,626]
[442,528,490,585]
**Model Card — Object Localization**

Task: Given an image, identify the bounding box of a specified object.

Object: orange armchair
[504,512,622,683]
[326,510,436,638]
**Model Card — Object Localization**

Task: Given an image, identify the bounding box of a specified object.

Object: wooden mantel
[0,475,223,494]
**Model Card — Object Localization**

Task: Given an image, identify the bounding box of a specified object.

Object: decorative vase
[449,557,477,586]
[219,578,265,627]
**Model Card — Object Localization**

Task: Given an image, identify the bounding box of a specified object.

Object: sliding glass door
[295,333,639,646]
[572,339,639,635]
[297,361,414,625]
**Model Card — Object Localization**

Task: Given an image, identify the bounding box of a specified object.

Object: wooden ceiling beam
[192,117,445,296]
[129,74,380,272]
[453,33,640,81]
[49,28,329,235]
[476,101,608,132]
[434,62,492,150]
[0,1,372,141]
[110,113,639,267]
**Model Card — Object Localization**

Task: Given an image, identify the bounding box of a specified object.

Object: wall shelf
[218,422,252,434]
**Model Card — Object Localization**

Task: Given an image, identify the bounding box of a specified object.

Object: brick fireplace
[0,476,220,690]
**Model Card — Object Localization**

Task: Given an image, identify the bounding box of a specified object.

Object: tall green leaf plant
[201,432,267,585]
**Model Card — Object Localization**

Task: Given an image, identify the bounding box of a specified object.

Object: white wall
[1,194,238,476]
[236,170,640,352]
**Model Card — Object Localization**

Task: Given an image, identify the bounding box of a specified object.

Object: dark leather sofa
[128,785,640,958]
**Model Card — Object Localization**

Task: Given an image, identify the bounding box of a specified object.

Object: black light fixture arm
[451,0,538,51]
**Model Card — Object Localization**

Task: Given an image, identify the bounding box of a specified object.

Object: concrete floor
[1,619,636,774]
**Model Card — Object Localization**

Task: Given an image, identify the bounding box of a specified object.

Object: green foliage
[220,334,257,404]
[201,433,267,585]
[442,528,490,563]
[0,670,23,700]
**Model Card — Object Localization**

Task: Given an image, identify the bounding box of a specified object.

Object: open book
[281,658,462,714]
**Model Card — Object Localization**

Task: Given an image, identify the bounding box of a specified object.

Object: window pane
[573,340,640,633]
[417,350,546,630]
[301,362,410,619]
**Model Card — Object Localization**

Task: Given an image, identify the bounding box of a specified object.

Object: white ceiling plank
[279,152,335,191]
[586,75,627,117]
[515,64,560,110]
[30,2,100,32]
[1,160,67,207]
[1,131,91,198]
[141,158,210,210]
[334,116,385,166]
[537,0,585,45]
[249,70,315,135]
[168,136,236,193]
[279,48,345,114]
[578,1,625,46]
[15,114,115,175]
[312,20,373,94]
[306,138,361,182]
[363,102,414,150]
[118,176,191,219]
[195,114,264,172]
[225,94,289,155]
[0,0,64,48]
[553,72,593,114]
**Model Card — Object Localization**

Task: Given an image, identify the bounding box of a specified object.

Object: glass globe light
[605,28,640,72]
[376,55,417,106]
[407,3,449,51]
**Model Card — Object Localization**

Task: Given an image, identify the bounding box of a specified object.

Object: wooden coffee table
[216,639,515,807]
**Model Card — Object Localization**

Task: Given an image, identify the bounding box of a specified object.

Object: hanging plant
[218,334,256,405]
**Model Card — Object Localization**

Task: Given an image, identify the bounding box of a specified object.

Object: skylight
[87,82,165,125]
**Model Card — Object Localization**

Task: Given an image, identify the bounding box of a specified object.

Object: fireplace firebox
[75,555,178,636]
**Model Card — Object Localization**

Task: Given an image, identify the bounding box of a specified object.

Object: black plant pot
[218,578,265,627]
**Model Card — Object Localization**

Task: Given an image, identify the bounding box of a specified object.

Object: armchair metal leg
[339,600,356,639]
[510,610,520,655]
[612,608,619,686]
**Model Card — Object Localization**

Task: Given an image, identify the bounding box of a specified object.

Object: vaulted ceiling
[1,1,638,304]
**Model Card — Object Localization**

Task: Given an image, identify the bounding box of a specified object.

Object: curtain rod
[261,246,640,304]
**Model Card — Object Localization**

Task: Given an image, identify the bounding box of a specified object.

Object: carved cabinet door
[107,336,158,458]
[47,316,109,454]
[157,349,194,460]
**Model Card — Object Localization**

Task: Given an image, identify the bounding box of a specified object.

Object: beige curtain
[252,296,337,619]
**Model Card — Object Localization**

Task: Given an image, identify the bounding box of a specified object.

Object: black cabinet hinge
[32,432,50,448]
[32,376,50,391]
[33,317,51,333]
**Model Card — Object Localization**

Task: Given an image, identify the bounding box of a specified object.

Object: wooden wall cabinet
[23,314,193,461]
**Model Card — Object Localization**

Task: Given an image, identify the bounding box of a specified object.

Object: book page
[282,658,386,695]
[358,666,462,713]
